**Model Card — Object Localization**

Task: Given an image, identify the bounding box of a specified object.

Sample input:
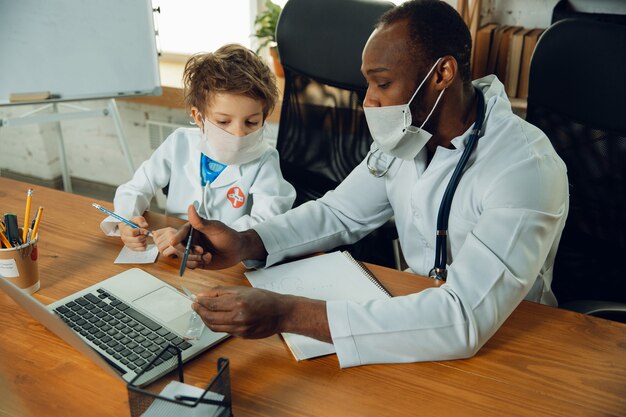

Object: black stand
[127,345,232,417]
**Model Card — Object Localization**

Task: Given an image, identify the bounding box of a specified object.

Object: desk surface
[0,177,625,417]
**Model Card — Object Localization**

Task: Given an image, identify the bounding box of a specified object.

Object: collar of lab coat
[450,75,507,150]
[208,164,241,188]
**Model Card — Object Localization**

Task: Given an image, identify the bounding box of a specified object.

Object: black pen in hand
[179,228,193,277]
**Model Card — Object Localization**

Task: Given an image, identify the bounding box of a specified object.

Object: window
[151,0,411,58]
[152,0,255,56]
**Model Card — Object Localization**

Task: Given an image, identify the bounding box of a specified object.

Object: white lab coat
[100,128,295,235]
[252,76,569,367]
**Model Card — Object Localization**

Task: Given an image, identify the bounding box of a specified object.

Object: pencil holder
[0,228,39,294]
[127,345,232,417]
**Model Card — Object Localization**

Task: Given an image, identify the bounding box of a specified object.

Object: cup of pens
[0,227,40,294]
[0,189,43,294]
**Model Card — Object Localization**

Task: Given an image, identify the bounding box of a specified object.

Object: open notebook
[245,251,391,361]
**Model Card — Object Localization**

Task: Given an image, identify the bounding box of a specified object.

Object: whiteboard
[0,0,162,105]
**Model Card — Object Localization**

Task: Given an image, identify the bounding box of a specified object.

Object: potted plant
[254,0,284,77]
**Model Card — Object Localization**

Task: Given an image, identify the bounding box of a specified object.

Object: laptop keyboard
[54,288,192,373]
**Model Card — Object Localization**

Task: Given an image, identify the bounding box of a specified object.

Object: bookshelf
[460,0,561,117]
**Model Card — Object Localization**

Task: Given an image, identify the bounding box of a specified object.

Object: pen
[4,213,22,247]
[30,207,43,242]
[22,188,33,243]
[179,228,193,277]
[91,203,152,237]
[26,216,36,242]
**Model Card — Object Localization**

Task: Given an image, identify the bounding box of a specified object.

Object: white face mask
[363,57,445,161]
[197,118,269,165]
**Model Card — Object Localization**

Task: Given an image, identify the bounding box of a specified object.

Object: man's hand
[193,286,331,342]
[193,286,290,338]
[170,204,267,270]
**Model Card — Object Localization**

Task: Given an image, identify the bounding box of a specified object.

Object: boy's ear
[190,107,203,127]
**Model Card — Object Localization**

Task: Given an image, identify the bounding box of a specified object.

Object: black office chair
[551,0,626,26]
[275,0,399,268]
[526,19,626,322]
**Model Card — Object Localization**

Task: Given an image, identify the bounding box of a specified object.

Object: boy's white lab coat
[100,128,295,235]
[252,76,569,368]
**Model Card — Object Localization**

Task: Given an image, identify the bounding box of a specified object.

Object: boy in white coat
[100,44,295,256]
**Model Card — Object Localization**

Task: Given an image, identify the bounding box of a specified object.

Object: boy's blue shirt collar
[200,153,227,186]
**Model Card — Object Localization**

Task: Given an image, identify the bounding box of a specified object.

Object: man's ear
[433,56,457,90]
[190,107,203,127]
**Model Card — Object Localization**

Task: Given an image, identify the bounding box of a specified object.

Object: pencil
[0,230,11,248]
[22,188,33,243]
[91,203,152,237]
[30,207,44,241]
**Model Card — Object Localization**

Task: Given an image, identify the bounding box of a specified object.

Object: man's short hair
[378,0,472,84]
[183,43,279,119]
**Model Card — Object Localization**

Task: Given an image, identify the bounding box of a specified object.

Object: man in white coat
[172,0,569,367]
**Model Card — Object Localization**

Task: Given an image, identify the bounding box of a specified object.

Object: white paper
[245,251,390,361]
[114,244,159,264]
[0,259,19,278]
[140,380,224,417]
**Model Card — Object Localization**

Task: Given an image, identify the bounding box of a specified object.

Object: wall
[0,100,279,188]
[0,100,189,186]
[481,0,560,28]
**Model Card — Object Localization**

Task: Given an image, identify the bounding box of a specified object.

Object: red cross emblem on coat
[226,186,245,209]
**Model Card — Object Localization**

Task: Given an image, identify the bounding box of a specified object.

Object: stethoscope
[366,148,395,177]
[366,87,486,282]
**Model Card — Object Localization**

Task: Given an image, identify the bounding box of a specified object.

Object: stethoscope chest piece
[366,148,395,178]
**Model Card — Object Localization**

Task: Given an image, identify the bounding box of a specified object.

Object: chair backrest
[275,0,394,206]
[551,0,626,26]
[274,0,397,268]
[526,19,626,304]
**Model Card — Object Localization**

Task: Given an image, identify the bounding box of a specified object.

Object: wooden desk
[0,177,625,416]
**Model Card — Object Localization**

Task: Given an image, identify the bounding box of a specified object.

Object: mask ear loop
[402,57,443,128]
[417,88,445,130]
[190,112,205,132]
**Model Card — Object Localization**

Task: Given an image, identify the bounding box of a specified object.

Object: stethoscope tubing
[430,86,486,281]
[365,87,486,282]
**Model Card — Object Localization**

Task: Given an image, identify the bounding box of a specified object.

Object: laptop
[0,268,228,386]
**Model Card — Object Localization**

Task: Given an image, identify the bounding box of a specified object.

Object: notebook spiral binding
[342,251,392,297]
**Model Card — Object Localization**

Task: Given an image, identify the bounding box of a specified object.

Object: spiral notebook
[244,251,391,361]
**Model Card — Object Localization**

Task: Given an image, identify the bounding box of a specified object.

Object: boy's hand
[119,216,150,251]
[152,227,179,257]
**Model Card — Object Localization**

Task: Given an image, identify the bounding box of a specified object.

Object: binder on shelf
[486,25,509,76]
[505,28,533,97]
[517,28,545,99]
[127,345,232,417]
[495,26,523,84]
[472,23,499,80]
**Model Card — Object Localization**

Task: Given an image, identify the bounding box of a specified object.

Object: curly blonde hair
[183,44,278,119]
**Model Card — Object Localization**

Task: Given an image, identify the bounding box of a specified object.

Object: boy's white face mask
[197,118,268,165]
[363,57,445,161]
